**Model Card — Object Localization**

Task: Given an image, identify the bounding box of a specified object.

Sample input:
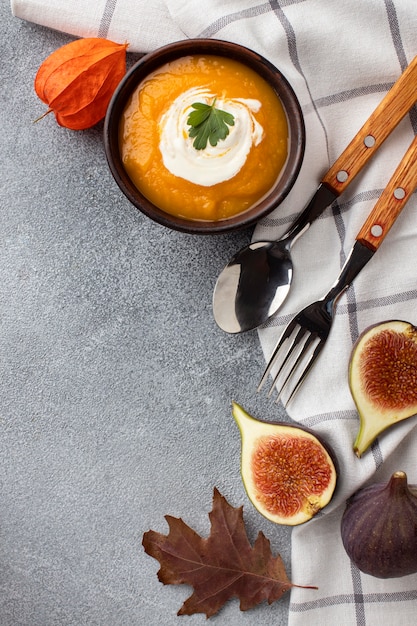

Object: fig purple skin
[341,471,417,578]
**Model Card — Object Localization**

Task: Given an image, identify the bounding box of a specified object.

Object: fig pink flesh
[252,435,332,517]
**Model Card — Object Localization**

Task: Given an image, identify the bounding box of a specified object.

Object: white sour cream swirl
[159,87,264,186]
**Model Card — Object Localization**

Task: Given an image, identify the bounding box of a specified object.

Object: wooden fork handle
[356,134,417,251]
[322,56,417,195]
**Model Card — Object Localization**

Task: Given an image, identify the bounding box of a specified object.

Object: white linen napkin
[11,0,185,51]
[11,0,417,623]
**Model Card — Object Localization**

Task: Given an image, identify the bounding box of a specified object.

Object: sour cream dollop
[159,87,264,186]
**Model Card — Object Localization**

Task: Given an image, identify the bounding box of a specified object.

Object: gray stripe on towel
[98,0,118,38]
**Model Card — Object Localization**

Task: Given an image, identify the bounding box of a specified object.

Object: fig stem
[388,471,409,495]
[352,417,385,458]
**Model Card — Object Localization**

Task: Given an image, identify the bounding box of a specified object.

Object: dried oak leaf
[34,37,128,130]
[142,487,317,618]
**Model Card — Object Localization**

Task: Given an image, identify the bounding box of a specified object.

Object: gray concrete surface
[1,5,291,624]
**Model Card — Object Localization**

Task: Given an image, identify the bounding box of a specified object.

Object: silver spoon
[213,55,417,333]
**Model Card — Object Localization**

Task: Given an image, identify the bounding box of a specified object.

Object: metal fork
[258,133,417,405]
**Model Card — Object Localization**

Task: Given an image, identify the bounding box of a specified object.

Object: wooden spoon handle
[356,134,417,251]
[322,56,417,194]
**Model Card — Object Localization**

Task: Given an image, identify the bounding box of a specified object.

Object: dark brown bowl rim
[104,38,305,234]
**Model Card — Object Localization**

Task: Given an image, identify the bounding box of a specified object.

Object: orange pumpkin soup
[120,55,288,221]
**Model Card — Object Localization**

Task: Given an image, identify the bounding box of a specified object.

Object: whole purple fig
[341,471,417,578]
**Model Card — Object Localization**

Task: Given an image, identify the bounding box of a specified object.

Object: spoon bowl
[213,184,336,333]
[213,240,293,333]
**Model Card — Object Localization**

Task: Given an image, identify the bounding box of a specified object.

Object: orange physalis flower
[34,37,128,130]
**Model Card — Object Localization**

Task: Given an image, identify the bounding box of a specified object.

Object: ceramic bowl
[104,39,305,235]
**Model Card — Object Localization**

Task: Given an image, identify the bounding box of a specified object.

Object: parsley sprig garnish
[187,98,235,150]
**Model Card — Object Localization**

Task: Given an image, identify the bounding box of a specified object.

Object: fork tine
[269,329,317,400]
[282,336,326,406]
[257,319,300,392]
[266,325,310,398]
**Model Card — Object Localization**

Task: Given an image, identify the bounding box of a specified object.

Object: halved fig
[349,320,417,457]
[232,402,338,525]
